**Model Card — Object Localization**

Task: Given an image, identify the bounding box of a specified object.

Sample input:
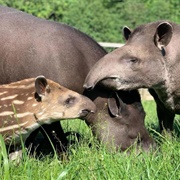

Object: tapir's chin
[99,77,137,91]
[99,77,122,90]
[84,76,129,91]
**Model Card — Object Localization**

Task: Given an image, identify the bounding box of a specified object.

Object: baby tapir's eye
[64,96,76,107]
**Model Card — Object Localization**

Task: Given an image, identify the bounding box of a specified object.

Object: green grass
[0,101,180,180]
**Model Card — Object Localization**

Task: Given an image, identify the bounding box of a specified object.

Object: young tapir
[0,6,154,152]
[0,76,96,147]
[84,86,155,152]
[84,20,180,132]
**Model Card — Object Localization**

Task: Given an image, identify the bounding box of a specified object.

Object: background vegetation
[0,0,179,43]
[0,101,180,179]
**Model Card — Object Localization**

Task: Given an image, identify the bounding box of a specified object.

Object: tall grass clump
[0,101,179,179]
[0,134,10,180]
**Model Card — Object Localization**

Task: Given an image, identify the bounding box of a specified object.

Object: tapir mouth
[79,109,95,117]
[84,76,120,90]
[98,77,122,90]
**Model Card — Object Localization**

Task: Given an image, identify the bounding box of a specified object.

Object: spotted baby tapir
[0,76,96,146]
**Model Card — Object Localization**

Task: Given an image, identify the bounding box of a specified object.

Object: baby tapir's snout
[55,89,96,119]
[0,76,96,145]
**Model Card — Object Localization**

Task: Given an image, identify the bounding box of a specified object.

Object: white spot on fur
[12,100,25,105]
[0,91,8,96]
[1,94,18,100]
[32,104,38,107]
[37,111,44,116]
[27,97,33,100]
[0,111,14,116]
[15,112,33,118]
[0,121,28,133]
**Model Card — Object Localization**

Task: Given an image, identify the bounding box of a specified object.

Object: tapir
[84,86,154,151]
[0,6,154,151]
[84,20,180,132]
[0,76,95,146]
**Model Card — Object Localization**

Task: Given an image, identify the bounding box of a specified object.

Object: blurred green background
[0,0,179,44]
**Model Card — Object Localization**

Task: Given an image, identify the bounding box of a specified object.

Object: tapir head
[84,21,173,91]
[84,87,155,152]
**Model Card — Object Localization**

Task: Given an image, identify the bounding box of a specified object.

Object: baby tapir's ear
[108,92,126,117]
[35,75,50,97]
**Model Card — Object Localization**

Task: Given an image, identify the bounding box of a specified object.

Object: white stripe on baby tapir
[12,100,25,105]
[1,83,34,89]
[1,94,18,101]
[0,91,8,96]
[0,111,14,116]
[32,103,38,107]
[15,112,33,118]
[27,97,33,100]
[0,121,28,133]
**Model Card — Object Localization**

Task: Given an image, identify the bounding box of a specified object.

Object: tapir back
[0,6,106,92]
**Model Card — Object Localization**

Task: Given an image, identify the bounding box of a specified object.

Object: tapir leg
[25,122,68,154]
[40,122,68,152]
[156,103,174,132]
[149,89,174,132]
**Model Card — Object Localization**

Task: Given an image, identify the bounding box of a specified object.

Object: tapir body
[0,6,154,151]
[0,76,95,146]
[84,20,180,132]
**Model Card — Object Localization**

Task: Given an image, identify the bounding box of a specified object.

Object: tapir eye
[130,58,138,63]
[64,96,76,107]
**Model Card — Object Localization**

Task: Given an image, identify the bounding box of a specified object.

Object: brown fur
[0,76,95,146]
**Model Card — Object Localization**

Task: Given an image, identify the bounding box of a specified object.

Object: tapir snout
[83,47,134,91]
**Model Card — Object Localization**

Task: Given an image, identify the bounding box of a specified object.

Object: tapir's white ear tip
[35,75,46,80]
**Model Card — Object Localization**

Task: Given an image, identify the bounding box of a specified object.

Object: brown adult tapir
[84,20,180,132]
[0,6,154,151]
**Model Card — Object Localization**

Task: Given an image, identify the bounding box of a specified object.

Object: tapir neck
[154,54,180,112]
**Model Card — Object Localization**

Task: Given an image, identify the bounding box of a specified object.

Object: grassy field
[0,101,180,180]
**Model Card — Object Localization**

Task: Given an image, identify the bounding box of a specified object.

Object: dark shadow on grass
[24,129,82,160]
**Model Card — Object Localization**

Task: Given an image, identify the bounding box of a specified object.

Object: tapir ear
[108,92,126,117]
[154,22,173,50]
[35,75,50,97]
[123,26,132,41]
